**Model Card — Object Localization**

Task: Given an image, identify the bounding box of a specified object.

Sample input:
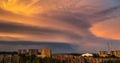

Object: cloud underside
[0,0,120,52]
[0,41,77,53]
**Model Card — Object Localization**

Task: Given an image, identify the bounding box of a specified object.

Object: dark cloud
[89,5,120,23]
[0,21,82,40]
[0,0,120,53]
[0,41,78,53]
[0,22,60,34]
[42,11,91,29]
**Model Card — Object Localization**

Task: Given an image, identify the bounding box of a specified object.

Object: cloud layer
[0,0,120,52]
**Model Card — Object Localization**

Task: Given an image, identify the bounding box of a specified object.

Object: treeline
[101,59,120,63]
[0,52,17,54]
[19,54,65,63]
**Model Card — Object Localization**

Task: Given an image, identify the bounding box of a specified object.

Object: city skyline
[0,0,120,53]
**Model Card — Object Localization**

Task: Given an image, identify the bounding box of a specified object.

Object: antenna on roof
[107,41,113,54]
[108,42,110,54]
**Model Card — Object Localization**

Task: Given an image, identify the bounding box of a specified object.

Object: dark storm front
[0,49,120,63]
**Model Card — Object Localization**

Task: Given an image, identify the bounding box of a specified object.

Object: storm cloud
[0,0,120,53]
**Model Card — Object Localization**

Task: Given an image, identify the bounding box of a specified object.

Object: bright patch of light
[0,0,42,16]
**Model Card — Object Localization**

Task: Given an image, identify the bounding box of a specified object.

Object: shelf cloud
[0,0,120,52]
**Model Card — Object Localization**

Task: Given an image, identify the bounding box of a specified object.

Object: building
[112,50,120,57]
[28,49,38,55]
[99,50,120,57]
[81,53,93,57]
[52,54,86,63]
[0,52,19,63]
[18,49,27,54]
[41,48,51,58]
[98,51,108,57]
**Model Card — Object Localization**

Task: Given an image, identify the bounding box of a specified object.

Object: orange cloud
[0,0,119,46]
[0,0,43,16]
[0,0,120,52]
[90,17,120,40]
[0,33,79,43]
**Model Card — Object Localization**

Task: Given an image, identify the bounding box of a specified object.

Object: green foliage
[19,54,28,63]
[101,59,120,63]
[18,54,65,63]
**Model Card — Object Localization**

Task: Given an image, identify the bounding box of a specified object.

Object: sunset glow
[0,0,42,16]
[90,18,120,40]
[0,0,120,52]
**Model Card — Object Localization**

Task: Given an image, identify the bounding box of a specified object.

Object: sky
[0,0,120,53]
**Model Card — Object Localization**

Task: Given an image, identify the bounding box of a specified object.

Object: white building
[81,53,93,57]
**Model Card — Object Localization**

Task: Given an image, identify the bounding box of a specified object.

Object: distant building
[99,50,120,57]
[0,53,19,63]
[41,48,51,58]
[98,51,108,57]
[110,51,114,55]
[112,50,120,57]
[81,53,93,57]
[18,49,27,54]
[28,49,38,55]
